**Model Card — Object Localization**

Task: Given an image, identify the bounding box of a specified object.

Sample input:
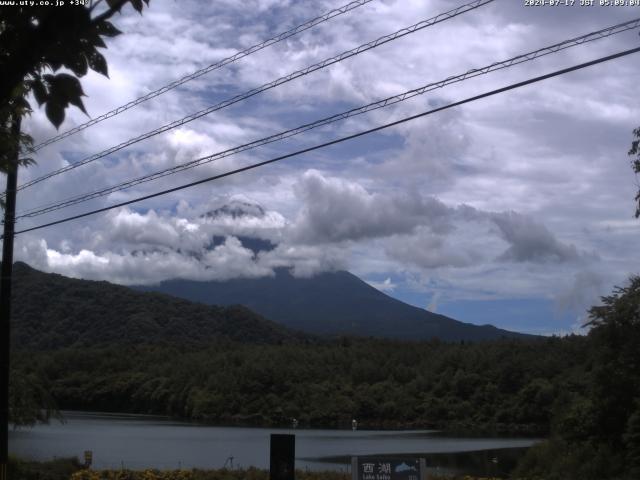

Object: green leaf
[95,20,122,38]
[106,0,124,10]
[130,0,144,13]
[87,50,108,77]
[48,59,63,71]
[19,131,34,149]
[49,73,85,101]
[13,96,32,115]
[43,74,89,118]
[18,157,35,168]
[68,95,88,116]
[66,53,88,77]
[31,79,48,106]
[45,101,65,129]
[91,33,107,49]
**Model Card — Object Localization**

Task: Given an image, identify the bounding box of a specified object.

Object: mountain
[134,268,532,341]
[10,262,305,350]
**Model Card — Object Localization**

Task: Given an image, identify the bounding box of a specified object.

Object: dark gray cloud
[289,172,586,269]
[490,211,582,263]
[554,270,607,316]
[291,170,453,243]
[384,227,482,269]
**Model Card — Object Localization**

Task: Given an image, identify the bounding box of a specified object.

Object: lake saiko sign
[351,457,426,480]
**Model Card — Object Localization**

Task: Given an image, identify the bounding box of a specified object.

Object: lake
[9,411,540,476]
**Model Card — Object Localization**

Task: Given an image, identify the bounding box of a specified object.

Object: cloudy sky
[11,0,640,335]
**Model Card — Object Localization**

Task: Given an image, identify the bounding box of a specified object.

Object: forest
[11,336,586,434]
[9,274,640,479]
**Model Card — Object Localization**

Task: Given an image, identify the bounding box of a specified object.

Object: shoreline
[11,411,541,476]
[49,410,546,438]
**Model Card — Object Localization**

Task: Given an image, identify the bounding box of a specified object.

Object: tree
[0,1,151,476]
[584,277,640,449]
[0,0,151,171]
[624,401,640,479]
[629,127,640,218]
[8,367,60,428]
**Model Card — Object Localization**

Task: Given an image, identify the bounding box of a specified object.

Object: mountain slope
[134,269,531,341]
[10,262,304,349]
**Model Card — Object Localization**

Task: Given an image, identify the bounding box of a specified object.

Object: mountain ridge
[134,268,533,341]
[10,262,306,349]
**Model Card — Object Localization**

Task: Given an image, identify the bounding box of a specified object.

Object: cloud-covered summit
[202,198,267,220]
[15,171,595,296]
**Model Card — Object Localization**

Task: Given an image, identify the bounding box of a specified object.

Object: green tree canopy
[2,0,151,427]
[517,277,640,479]
[0,0,150,172]
[629,128,640,217]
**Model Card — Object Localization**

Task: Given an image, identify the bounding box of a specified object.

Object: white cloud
[19,235,273,286]
[367,277,396,293]
[426,291,441,313]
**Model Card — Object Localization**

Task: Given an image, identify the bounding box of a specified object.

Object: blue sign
[352,457,425,480]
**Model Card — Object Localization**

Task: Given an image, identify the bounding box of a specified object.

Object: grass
[8,457,507,480]
[8,455,84,479]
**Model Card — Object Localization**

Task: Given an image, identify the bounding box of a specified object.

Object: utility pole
[0,115,20,480]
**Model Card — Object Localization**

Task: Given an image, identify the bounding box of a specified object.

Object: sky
[9,0,640,335]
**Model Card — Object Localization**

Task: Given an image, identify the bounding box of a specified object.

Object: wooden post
[269,434,295,480]
[0,115,20,480]
[351,456,358,480]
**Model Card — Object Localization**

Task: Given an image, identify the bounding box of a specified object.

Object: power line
[14,0,494,195]
[21,0,494,191]
[16,16,640,219]
[31,0,377,152]
[11,46,640,237]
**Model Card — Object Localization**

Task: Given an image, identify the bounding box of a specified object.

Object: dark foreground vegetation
[9,456,501,480]
[8,456,82,480]
[9,275,640,478]
[511,277,640,480]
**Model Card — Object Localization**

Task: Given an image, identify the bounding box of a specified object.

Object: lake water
[9,411,540,476]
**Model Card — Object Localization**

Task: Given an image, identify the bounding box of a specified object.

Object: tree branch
[89,0,106,13]
[91,0,130,24]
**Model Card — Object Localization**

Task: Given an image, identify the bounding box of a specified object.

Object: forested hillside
[10,262,305,348]
[13,336,586,435]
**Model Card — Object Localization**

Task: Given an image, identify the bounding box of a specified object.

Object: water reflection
[9,411,540,474]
